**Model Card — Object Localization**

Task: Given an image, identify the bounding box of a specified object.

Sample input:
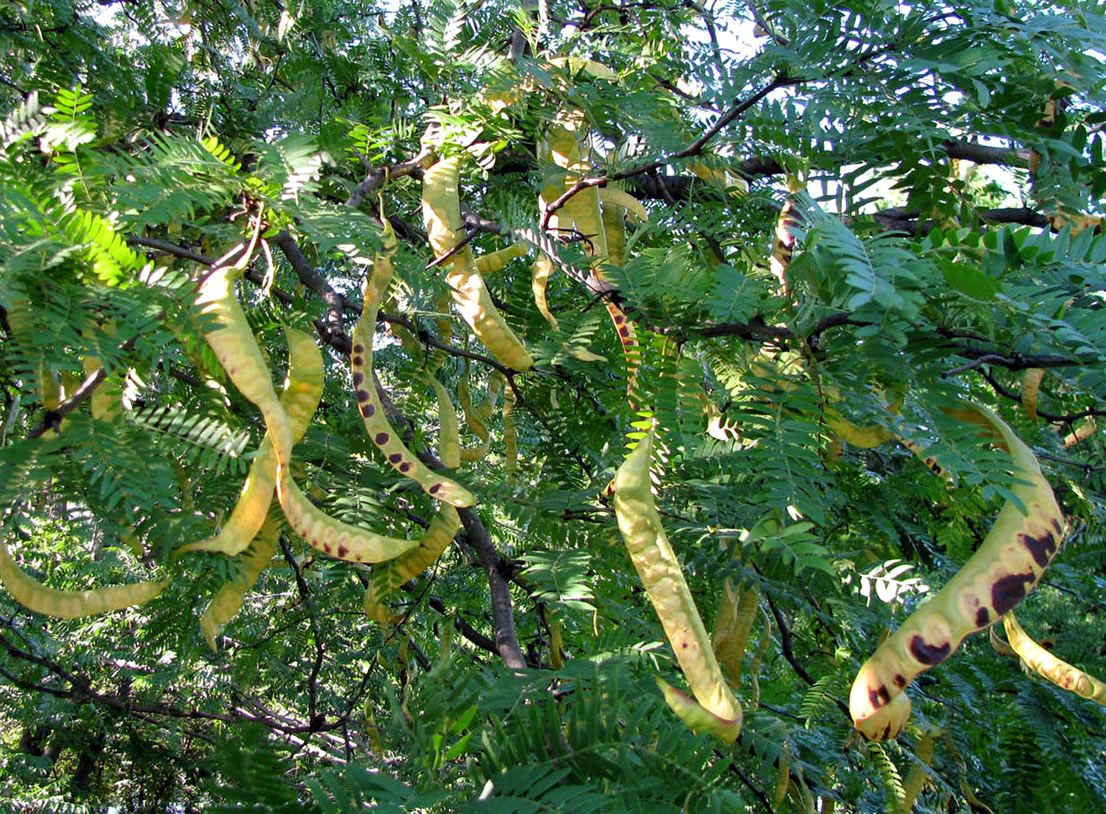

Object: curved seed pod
[824,413,894,449]
[503,382,518,484]
[849,403,1066,739]
[200,513,283,650]
[474,242,527,275]
[178,327,324,556]
[351,237,473,507]
[531,253,559,330]
[0,539,165,618]
[900,728,937,814]
[597,187,648,223]
[549,614,566,668]
[711,579,760,689]
[457,372,491,463]
[195,264,294,465]
[1003,610,1106,704]
[425,373,461,469]
[614,427,743,742]
[422,157,533,371]
[1021,368,1045,422]
[773,748,792,808]
[278,467,421,563]
[362,506,461,622]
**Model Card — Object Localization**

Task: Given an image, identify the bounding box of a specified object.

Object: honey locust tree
[1,0,1105,810]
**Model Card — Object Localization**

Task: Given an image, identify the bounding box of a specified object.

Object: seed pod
[0,539,165,618]
[351,237,474,507]
[422,157,533,371]
[1021,368,1045,422]
[177,326,324,556]
[200,513,283,650]
[503,382,518,485]
[474,242,527,275]
[1003,610,1106,705]
[614,426,743,742]
[711,579,760,689]
[362,506,461,622]
[849,403,1066,739]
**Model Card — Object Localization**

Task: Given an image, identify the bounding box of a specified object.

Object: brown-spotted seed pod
[350,235,474,507]
[849,403,1065,739]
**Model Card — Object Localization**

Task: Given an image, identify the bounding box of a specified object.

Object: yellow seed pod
[177,326,324,557]
[425,373,461,469]
[1003,610,1106,704]
[278,467,422,563]
[850,403,1065,739]
[362,506,461,622]
[614,426,743,741]
[422,157,533,371]
[531,253,559,330]
[1021,368,1045,422]
[474,242,527,275]
[597,187,648,223]
[351,240,474,507]
[0,539,165,618]
[200,512,283,650]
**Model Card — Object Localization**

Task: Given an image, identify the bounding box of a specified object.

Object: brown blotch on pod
[909,636,951,666]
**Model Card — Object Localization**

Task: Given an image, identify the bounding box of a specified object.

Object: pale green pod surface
[363,506,461,622]
[350,233,474,507]
[0,539,165,619]
[200,513,283,650]
[614,427,743,738]
[849,402,1065,739]
[655,677,741,744]
[178,326,324,557]
[422,157,533,372]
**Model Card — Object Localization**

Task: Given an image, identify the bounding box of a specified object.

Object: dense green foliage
[1,0,1105,810]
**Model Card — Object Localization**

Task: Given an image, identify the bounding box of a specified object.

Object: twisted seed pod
[200,512,282,650]
[0,539,165,618]
[614,426,742,742]
[711,579,760,689]
[531,252,559,330]
[1003,610,1106,705]
[177,326,324,556]
[422,157,533,371]
[849,403,1065,739]
[351,235,474,507]
[425,372,461,469]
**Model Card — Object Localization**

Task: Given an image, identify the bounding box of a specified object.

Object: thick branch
[457,508,528,670]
